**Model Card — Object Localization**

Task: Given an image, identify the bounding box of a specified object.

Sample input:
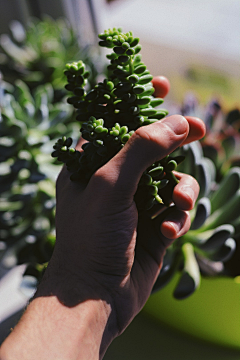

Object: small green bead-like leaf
[139,108,157,116]
[149,166,164,177]
[149,109,168,119]
[64,137,73,147]
[121,134,131,143]
[134,64,147,75]
[67,96,79,105]
[99,40,112,48]
[119,126,128,136]
[98,33,107,40]
[85,89,97,101]
[150,98,164,107]
[74,88,85,97]
[113,46,126,55]
[118,55,130,63]
[149,185,158,196]
[83,71,90,79]
[138,74,153,85]
[132,85,145,94]
[94,125,104,133]
[116,82,133,92]
[134,44,142,54]
[122,42,130,49]
[65,84,75,91]
[136,97,151,106]
[139,87,155,97]
[76,75,84,85]
[106,81,114,91]
[140,173,152,185]
[127,74,139,84]
[133,54,142,65]
[110,129,119,136]
[125,48,134,56]
[166,160,178,171]
[130,37,139,47]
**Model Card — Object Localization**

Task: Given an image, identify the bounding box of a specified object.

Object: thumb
[102,115,189,197]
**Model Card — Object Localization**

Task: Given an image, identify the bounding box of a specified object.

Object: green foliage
[0,79,76,279]
[0,17,98,99]
[52,28,183,210]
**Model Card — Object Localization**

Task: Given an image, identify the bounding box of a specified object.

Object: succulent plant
[52,28,186,211]
[0,17,98,100]
[0,77,76,280]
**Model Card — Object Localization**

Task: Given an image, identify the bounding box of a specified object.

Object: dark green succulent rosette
[52,28,185,211]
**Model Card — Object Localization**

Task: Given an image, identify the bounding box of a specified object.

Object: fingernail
[165,220,181,234]
[163,115,189,135]
[181,186,195,202]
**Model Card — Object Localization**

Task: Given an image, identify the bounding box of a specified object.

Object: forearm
[0,285,112,360]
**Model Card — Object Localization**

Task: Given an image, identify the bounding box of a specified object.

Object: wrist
[1,296,111,360]
[34,266,118,358]
[1,267,117,360]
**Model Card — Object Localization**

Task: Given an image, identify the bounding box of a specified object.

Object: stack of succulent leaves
[153,141,240,299]
[0,17,98,100]
[52,28,186,211]
[0,79,75,281]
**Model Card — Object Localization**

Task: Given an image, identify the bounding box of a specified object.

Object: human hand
[37,76,205,350]
[0,76,205,360]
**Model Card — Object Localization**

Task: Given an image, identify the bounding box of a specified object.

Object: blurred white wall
[99,0,240,78]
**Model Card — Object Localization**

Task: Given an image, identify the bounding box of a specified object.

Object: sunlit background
[0,1,240,359]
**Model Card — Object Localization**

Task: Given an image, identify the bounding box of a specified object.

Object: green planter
[144,275,240,350]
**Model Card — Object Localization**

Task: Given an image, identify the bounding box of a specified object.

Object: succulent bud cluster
[52,28,184,210]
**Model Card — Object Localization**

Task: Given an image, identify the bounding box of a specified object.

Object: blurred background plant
[0,77,78,283]
[0,15,100,287]
[0,16,99,101]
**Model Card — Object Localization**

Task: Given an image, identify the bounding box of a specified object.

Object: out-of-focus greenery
[172,64,240,110]
[0,17,100,283]
[0,79,79,279]
[0,17,99,100]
